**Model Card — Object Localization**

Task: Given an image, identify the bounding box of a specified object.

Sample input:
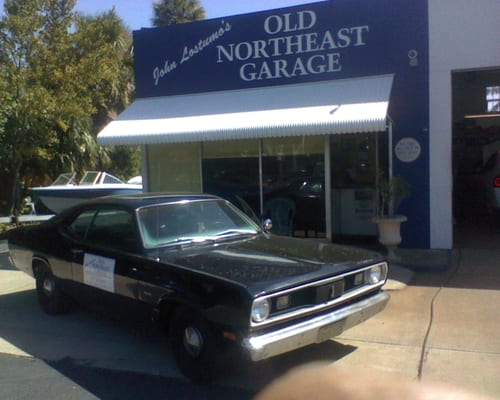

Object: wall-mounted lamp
[408,49,418,67]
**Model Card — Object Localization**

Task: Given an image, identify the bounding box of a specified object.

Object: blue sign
[134,0,428,98]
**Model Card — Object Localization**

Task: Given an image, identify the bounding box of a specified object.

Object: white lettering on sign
[150,9,371,87]
[83,253,115,293]
[263,10,317,35]
[217,26,369,63]
[152,20,232,86]
[216,10,370,83]
[153,60,177,87]
[239,53,341,81]
[180,20,232,65]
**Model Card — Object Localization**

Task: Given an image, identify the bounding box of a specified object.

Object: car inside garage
[452,68,500,248]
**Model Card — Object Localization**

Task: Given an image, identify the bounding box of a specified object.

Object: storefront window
[331,134,380,186]
[330,134,384,237]
[201,137,326,237]
[147,143,201,192]
[145,134,386,240]
[262,136,325,237]
[202,140,260,214]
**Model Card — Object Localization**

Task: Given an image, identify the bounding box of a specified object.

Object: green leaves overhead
[0,0,135,214]
[152,0,205,27]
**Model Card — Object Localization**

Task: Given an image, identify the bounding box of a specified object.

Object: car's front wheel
[170,307,222,383]
[35,263,71,314]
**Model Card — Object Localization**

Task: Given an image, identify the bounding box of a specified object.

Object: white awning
[97,74,394,146]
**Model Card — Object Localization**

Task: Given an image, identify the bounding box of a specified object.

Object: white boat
[30,171,143,214]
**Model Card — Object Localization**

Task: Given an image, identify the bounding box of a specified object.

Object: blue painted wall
[133,0,430,248]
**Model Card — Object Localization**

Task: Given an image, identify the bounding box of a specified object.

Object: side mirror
[263,218,273,232]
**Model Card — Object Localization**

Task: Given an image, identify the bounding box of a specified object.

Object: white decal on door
[83,253,115,293]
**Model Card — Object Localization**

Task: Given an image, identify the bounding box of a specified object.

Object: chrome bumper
[241,291,390,362]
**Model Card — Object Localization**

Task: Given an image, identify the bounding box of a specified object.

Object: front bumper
[241,291,389,362]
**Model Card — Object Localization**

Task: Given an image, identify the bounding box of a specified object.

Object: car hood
[153,234,384,296]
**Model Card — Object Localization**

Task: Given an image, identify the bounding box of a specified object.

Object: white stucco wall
[429,0,500,249]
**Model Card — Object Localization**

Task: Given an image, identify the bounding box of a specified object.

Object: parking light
[276,295,291,310]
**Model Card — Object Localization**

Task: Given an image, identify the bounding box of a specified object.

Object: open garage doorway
[452,68,500,248]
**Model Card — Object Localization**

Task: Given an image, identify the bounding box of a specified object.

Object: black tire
[169,307,222,383]
[35,264,71,315]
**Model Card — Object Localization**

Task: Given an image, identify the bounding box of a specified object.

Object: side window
[86,209,138,251]
[67,210,96,240]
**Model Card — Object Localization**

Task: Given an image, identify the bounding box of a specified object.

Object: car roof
[65,193,222,213]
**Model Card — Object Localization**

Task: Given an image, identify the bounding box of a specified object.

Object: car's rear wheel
[35,263,71,314]
[170,307,222,383]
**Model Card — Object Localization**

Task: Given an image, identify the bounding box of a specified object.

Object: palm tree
[152,0,206,27]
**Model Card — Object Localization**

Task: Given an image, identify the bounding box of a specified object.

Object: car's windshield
[137,199,260,248]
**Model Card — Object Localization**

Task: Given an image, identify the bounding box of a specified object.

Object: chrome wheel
[35,264,71,314]
[170,307,222,382]
[43,275,55,296]
[183,326,204,358]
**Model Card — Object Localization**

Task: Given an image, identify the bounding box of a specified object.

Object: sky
[0,0,311,31]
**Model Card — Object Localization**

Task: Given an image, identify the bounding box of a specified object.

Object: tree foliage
[0,0,138,214]
[152,0,205,27]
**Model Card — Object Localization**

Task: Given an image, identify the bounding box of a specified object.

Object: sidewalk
[334,247,500,398]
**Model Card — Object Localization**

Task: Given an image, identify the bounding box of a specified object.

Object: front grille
[250,262,387,329]
[269,273,361,316]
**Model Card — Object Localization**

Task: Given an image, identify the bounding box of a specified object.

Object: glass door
[330,133,385,238]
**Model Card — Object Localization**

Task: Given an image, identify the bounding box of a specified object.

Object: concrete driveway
[0,242,498,397]
[335,248,500,398]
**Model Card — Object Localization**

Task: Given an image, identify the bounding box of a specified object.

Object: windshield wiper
[163,230,257,247]
[213,229,258,238]
[165,236,215,246]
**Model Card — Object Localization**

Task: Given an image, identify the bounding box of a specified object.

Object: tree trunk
[9,160,23,216]
[0,172,15,215]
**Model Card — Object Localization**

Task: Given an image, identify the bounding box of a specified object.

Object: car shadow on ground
[0,263,16,271]
[0,254,16,271]
[226,340,356,390]
[45,356,256,400]
[0,287,357,396]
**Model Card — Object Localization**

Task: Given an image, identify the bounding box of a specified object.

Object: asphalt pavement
[0,353,252,400]
[0,241,499,399]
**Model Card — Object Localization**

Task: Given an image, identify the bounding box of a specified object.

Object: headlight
[365,264,386,285]
[251,298,270,323]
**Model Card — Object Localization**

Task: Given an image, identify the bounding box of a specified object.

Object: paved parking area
[0,243,499,397]
[336,248,500,398]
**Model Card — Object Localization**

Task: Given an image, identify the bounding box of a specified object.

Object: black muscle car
[6,193,389,381]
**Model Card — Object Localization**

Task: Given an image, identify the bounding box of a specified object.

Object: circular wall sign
[395,137,421,163]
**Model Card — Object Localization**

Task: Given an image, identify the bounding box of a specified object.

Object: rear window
[66,208,139,251]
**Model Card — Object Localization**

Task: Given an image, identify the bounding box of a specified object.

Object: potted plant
[372,174,410,249]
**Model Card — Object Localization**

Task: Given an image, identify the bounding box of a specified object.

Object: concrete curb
[384,264,414,291]
[385,248,451,272]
